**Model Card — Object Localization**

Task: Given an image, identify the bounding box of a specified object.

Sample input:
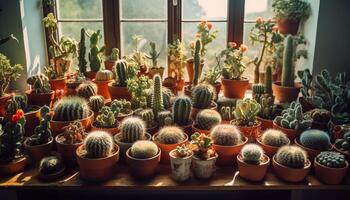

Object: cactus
[78,28,87,74]
[299,129,330,151]
[60,121,86,144]
[110,99,132,115]
[281,35,294,87]
[192,83,215,109]
[147,87,173,109]
[66,73,86,89]
[233,99,261,126]
[76,81,98,99]
[252,83,265,101]
[145,42,160,68]
[94,106,117,128]
[210,124,242,146]
[190,133,216,160]
[265,66,273,95]
[174,144,192,158]
[258,94,277,120]
[120,116,146,143]
[193,39,201,86]
[7,95,28,115]
[195,109,222,130]
[275,145,307,168]
[334,132,350,152]
[88,30,105,72]
[135,108,156,128]
[109,48,119,61]
[114,59,128,87]
[89,95,105,113]
[241,144,264,164]
[130,141,158,159]
[26,106,52,146]
[261,129,289,147]
[220,106,235,121]
[173,96,192,126]
[316,151,346,168]
[156,126,186,144]
[151,74,164,114]
[157,110,173,126]
[84,131,114,158]
[297,69,312,98]
[27,74,52,94]
[53,96,91,121]
[216,96,237,110]
[304,108,331,124]
[95,70,113,81]
[39,156,64,175]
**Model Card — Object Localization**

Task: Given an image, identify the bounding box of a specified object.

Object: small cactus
[114,59,128,87]
[94,106,117,128]
[299,129,331,151]
[210,124,242,146]
[216,96,237,110]
[26,106,52,146]
[316,151,346,168]
[76,81,98,100]
[220,106,235,121]
[258,94,277,120]
[334,132,350,152]
[130,141,159,159]
[265,66,273,95]
[60,121,86,144]
[39,156,64,175]
[110,99,132,116]
[151,74,164,114]
[84,131,114,158]
[157,110,173,126]
[89,95,105,113]
[156,126,186,144]
[241,144,264,164]
[261,129,289,147]
[95,70,113,81]
[135,108,156,128]
[6,94,28,115]
[275,146,307,168]
[53,97,91,121]
[195,109,222,130]
[145,41,160,68]
[173,96,192,126]
[233,99,261,126]
[120,116,146,143]
[109,48,119,61]
[88,30,104,72]
[27,74,52,94]
[192,83,215,109]
[252,83,265,102]
[193,39,201,86]
[78,28,87,74]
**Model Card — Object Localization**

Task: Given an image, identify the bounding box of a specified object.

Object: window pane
[244,0,274,21]
[121,22,167,68]
[121,0,167,20]
[57,0,103,19]
[182,0,228,20]
[243,23,261,82]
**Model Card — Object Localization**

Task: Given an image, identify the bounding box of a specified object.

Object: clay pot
[25,90,55,107]
[24,137,54,164]
[237,154,270,181]
[23,107,40,137]
[169,150,193,181]
[192,154,218,179]
[55,134,83,167]
[272,81,301,103]
[212,136,248,166]
[104,60,116,71]
[0,156,28,174]
[148,67,165,79]
[76,144,119,182]
[277,18,300,35]
[93,79,113,100]
[192,124,210,135]
[126,147,161,179]
[49,77,67,92]
[273,121,300,141]
[186,58,204,83]
[221,77,249,99]
[314,158,349,185]
[0,93,12,117]
[84,71,97,80]
[191,102,217,120]
[232,120,261,142]
[176,78,185,91]
[272,155,311,182]
[294,138,330,162]
[91,124,119,136]
[108,83,132,100]
[38,166,66,181]
[152,133,188,164]
[256,137,290,158]
[256,116,273,130]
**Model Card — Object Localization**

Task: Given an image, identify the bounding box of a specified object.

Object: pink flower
[239,44,248,52]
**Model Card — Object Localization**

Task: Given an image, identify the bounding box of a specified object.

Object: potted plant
[169,144,193,181]
[88,95,105,117]
[220,42,249,99]
[334,132,350,161]
[272,145,311,182]
[91,106,119,135]
[210,124,247,166]
[172,96,193,135]
[190,83,216,119]
[135,108,158,134]
[202,55,222,96]
[0,111,28,174]
[184,39,202,96]
[104,48,119,71]
[76,81,98,100]
[127,35,148,75]
[189,133,218,179]
[146,77,174,111]
[93,70,114,100]
[257,129,290,157]
[26,74,54,107]
[146,42,164,78]
[314,151,349,185]
[38,155,65,181]
[24,106,54,164]
[110,99,133,121]
[297,69,320,112]
[305,108,331,131]
[237,144,270,181]
[167,39,186,90]
[272,0,311,35]
[127,75,152,109]
[85,30,105,80]
[220,106,235,124]
[66,73,86,96]
[192,109,222,135]
[152,126,188,164]
[76,130,119,182]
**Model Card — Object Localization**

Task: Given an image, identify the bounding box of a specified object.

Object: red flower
[16,109,24,118]
[12,114,20,123]
[207,22,213,30]
[239,44,248,52]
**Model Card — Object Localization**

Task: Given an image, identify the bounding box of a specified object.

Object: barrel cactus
[76,81,98,99]
[157,110,173,126]
[173,96,192,126]
[84,131,114,158]
[94,106,117,128]
[299,129,331,151]
[135,108,156,128]
[261,129,289,147]
[275,146,307,168]
[27,74,52,94]
[130,141,159,159]
[210,124,242,146]
[110,99,132,115]
[233,99,261,126]
[53,96,91,121]
[89,95,104,113]
[195,109,222,130]
[316,151,346,168]
[334,132,350,153]
[155,126,186,144]
[252,83,265,102]
[95,70,113,81]
[120,116,146,143]
[191,83,215,109]
[220,106,235,121]
[114,59,128,87]
[241,144,264,164]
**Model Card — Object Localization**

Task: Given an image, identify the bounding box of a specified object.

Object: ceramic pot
[272,155,311,182]
[169,150,193,181]
[24,137,54,164]
[152,133,188,164]
[126,147,161,179]
[314,158,349,185]
[277,18,300,35]
[25,90,55,107]
[272,81,301,103]
[192,154,218,179]
[212,136,248,166]
[221,77,249,99]
[237,154,270,181]
[108,83,132,100]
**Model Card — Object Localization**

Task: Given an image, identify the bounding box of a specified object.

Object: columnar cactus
[26,106,52,146]
[27,74,52,94]
[157,110,173,126]
[114,59,128,87]
[316,151,346,168]
[261,129,289,147]
[210,124,242,146]
[192,83,215,109]
[193,39,201,86]
[265,66,273,95]
[195,109,222,130]
[84,131,114,158]
[241,144,264,164]
[89,95,105,113]
[96,70,113,81]
[275,146,307,168]
[145,41,160,68]
[7,95,28,115]
[274,101,312,130]
[233,99,261,126]
[88,30,104,72]
[220,106,235,121]
[281,35,294,87]
[173,96,192,126]
[147,87,173,109]
[94,106,117,128]
[76,81,98,99]
[135,108,155,128]
[151,74,164,114]
[252,83,265,101]
[156,126,186,144]
[299,129,331,151]
[53,96,91,121]
[130,141,158,159]
[120,116,146,143]
[78,28,87,74]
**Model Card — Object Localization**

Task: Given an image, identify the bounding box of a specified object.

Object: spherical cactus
[156,126,186,144]
[95,70,114,81]
[130,141,159,159]
[120,116,146,143]
[53,96,91,121]
[173,96,192,126]
[195,109,222,130]
[316,151,346,168]
[261,129,289,147]
[76,81,98,99]
[241,144,264,164]
[89,95,105,113]
[275,146,307,168]
[84,131,114,158]
[191,84,215,109]
[299,129,331,151]
[39,156,64,175]
[210,124,242,146]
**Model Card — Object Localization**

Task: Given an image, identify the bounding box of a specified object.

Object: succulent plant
[88,95,105,113]
[76,81,98,100]
[174,144,192,158]
[60,121,86,144]
[281,35,295,87]
[26,106,52,146]
[241,144,264,164]
[120,116,146,143]
[191,83,215,109]
[210,124,242,146]
[195,109,222,130]
[299,129,331,151]
[114,59,128,87]
[156,126,186,144]
[145,41,161,68]
[252,83,265,102]
[258,94,277,120]
[88,30,105,72]
[53,96,91,121]
[304,108,331,124]
[110,99,132,116]
[130,141,159,159]
[190,133,216,160]
[109,48,119,61]
[39,156,64,175]
[275,145,307,168]
[334,132,350,153]
[220,106,235,121]
[84,131,114,158]
[66,73,86,89]
[157,110,173,126]
[78,28,87,74]
[95,70,113,81]
[0,53,23,97]
[316,151,346,168]
[261,129,289,147]
[94,106,117,128]
[233,99,261,126]
[147,87,173,109]
[27,74,52,94]
[151,74,164,114]
[173,96,192,126]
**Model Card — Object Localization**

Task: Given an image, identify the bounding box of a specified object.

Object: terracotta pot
[192,154,218,179]
[256,116,273,130]
[256,137,290,158]
[294,138,330,162]
[0,93,12,117]
[49,77,67,92]
[38,166,65,181]
[24,137,54,164]
[232,120,261,142]
[23,107,40,137]
[84,71,97,80]
[272,81,301,103]
[76,144,119,182]
[272,155,311,182]
[51,58,72,76]
[192,124,210,135]
[237,154,270,181]
[191,102,217,120]
[169,150,193,182]
[148,67,165,79]
[273,121,300,142]
[314,158,349,185]
[221,77,249,99]
[108,83,132,100]
[93,79,112,100]
[126,147,161,179]
[91,124,119,136]
[277,18,300,35]
[152,133,188,164]
[55,134,83,167]
[186,58,204,83]
[25,90,55,107]
[104,60,116,71]
[0,156,28,174]
[176,78,185,91]
[212,136,248,166]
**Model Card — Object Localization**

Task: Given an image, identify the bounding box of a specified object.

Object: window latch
[173,0,178,6]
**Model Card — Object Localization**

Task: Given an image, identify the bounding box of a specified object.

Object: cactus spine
[89,95,104,113]
[27,74,52,94]
[84,131,114,158]
[120,117,146,143]
[275,146,307,168]
[299,129,330,151]
[192,83,215,109]
[135,108,155,128]
[130,141,158,159]
[210,124,242,146]
[76,81,98,99]
[78,28,87,74]
[157,110,173,126]
[281,35,294,87]
[173,96,192,126]
[220,106,235,121]
[156,126,186,144]
[94,106,117,128]
[53,96,91,121]
[151,74,164,114]
[195,109,222,130]
[241,144,264,164]
[261,129,289,147]
[316,151,346,168]
[193,39,201,86]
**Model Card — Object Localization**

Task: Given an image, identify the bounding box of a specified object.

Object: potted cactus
[66,73,86,96]
[85,30,105,80]
[76,81,98,100]
[91,106,119,135]
[110,99,133,121]
[152,126,188,164]
[93,70,114,100]
[237,144,270,181]
[126,140,161,179]
[272,145,311,182]
[104,48,120,71]
[314,151,349,185]
[191,83,217,119]
[55,121,86,166]
[89,95,105,117]
[167,39,186,91]
[108,59,134,100]
[169,144,193,181]
[76,130,119,182]
[25,74,54,107]
[135,108,158,134]
[192,109,222,135]
[219,106,235,124]
[297,69,321,112]
[0,111,28,174]
[304,108,331,131]
[333,132,350,161]
[172,96,193,135]
[38,155,65,181]
[127,35,149,75]
[256,129,290,157]
[24,106,54,164]
[0,53,23,116]
[210,124,248,166]
[189,133,218,179]
[184,39,202,97]
[146,42,164,78]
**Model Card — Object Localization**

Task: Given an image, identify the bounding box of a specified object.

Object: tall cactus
[193,39,201,86]
[281,35,294,87]
[151,74,164,114]
[88,30,104,72]
[265,65,273,95]
[78,28,87,74]
[115,59,128,87]
[173,96,192,126]
[145,41,160,67]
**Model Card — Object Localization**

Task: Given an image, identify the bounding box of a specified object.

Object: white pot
[192,154,218,179]
[169,150,193,181]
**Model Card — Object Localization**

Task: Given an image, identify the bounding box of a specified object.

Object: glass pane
[121,0,167,20]
[121,22,167,68]
[243,23,261,82]
[57,0,103,19]
[182,0,228,20]
[244,0,274,21]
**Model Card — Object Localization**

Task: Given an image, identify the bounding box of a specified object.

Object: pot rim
[55,133,84,147]
[272,81,302,89]
[152,132,189,146]
[237,153,270,166]
[25,90,55,96]
[76,144,120,161]
[332,145,350,156]
[24,136,54,149]
[314,157,349,171]
[169,149,193,159]
[126,146,161,161]
[272,154,311,170]
[92,79,113,84]
[221,76,249,82]
[113,132,152,145]
[230,119,262,129]
[51,110,93,124]
[212,136,248,149]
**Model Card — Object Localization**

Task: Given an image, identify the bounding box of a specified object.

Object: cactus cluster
[26,106,52,146]
[88,30,105,72]
[233,99,261,126]
[216,96,237,110]
[261,129,289,147]
[76,81,98,100]
[147,87,173,109]
[7,95,29,115]
[316,151,346,168]
[39,156,64,175]
[157,110,173,126]
[192,83,215,109]
[130,141,159,159]
[210,124,242,146]
[241,144,264,164]
[78,28,87,74]
[135,108,156,128]
[195,109,222,130]
[252,83,265,102]
[60,121,86,144]
[94,106,117,128]
[190,133,216,160]
[114,59,128,87]
[109,48,119,61]
[220,106,235,121]
[53,96,91,121]
[145,42,160,68]
[304,108,331,124]
[110,99,132,116]
[193,39,201,86]
[120,117,146,143]
[27,74,52,94]
[299,129,331,151]
[89,95,105,113]
[173,96,192,126]
[151,75,164,114]
[95,70,113,81]
[66,73,86,89]
[84,131,114,158]
[334,132,350,153]
[275,146,307,168]
[258,94,277,120]
[281,35,295,87]
[156,126,186,144]
[174,144,192,158]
